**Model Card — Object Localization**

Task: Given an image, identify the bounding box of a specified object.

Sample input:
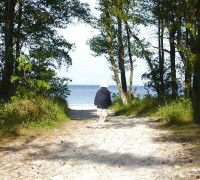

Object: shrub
[111,95,193,125]
[0,96,69,135]
[156,98,192,125]
[11,55,70,100]
[110,94,158,116]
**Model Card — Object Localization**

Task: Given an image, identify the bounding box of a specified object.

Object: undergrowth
[0,96,69,136]
[111,94,158,116]
[110,95,193,125]
[156,98,192,125]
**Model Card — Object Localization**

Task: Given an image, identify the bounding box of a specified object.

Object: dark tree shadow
[69,109,98,120]
[145,120,200,167]
[1,140,198,169]
[1,120,199,170]
[148,122,200,144]
[22,141,183,168]
[1,110,199,172]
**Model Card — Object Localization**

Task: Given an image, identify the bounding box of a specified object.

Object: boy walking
[94,79,112,122]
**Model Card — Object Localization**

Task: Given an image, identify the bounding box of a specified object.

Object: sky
[57,0,148,86]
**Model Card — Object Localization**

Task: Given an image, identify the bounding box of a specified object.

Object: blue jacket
[94,87,112,109]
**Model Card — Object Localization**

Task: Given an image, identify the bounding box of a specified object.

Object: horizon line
[68,84,144,86]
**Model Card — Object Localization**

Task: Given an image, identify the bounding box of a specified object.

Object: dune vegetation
[111,95,193,126]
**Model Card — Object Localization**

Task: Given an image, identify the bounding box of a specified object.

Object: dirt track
[0,109,199,180]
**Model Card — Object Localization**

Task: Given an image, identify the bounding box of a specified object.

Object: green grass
[110,95,159,116]
[156,98,193,125]
[110,95,193,125]
[0,96,69,136]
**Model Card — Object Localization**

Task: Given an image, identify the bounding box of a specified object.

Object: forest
[0,0,91,134]
[89,0,200,124]
[0,0,200,134]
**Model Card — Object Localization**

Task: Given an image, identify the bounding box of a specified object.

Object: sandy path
[0,109,199,180]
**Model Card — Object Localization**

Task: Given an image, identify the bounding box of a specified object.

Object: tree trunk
[177,26,192,98]
[1,0,16,99]
[169,25,178,99]
[159,18,165,98]
[192,52,200,124]
[127,23,160,96]
[125,21,134,99]
[117,15,127,93]
[185,29,192,98]
[15,0,23,72]
[192,1,200,124]
[103,0,128,105]
[185,67,192,97]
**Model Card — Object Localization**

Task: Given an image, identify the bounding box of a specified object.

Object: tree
[151,0,200,123]
[11,55,70,99]
[113,0,128,93]
[89,0,128,105]
[1,0,16,99]
[0,0,91,100]
[190,0,200,124]
[125,21,134,98]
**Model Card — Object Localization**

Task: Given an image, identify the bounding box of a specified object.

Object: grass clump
[111,95,193,125]
[156,98,193,125]
[111,94,158,116]
[0,96,69,136]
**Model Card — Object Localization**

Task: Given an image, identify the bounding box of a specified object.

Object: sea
[67,85,153,109]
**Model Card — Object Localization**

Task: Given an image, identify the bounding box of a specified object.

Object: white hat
[100,79,108,88]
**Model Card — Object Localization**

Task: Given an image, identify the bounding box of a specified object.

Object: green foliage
[156,98,193,125]
[0,0,92,100]
[88,34,109,57]
[0,96,69,135]
[111,94,158,116]
[48,77,70,99]
[11,55,51,97]
[11,55,70,99]
[111,95,193,125]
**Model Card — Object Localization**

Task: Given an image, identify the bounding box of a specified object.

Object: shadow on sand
[0,112,199,170]
[69,109,97,120]
[0,141,184,168]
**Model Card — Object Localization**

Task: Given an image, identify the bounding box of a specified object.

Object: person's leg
[102,116,106,122]
[99,115,103,122]
[101,109,108,122]
[96,108,103,122]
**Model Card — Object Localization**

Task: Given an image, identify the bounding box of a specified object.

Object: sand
[0,107,199,180]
